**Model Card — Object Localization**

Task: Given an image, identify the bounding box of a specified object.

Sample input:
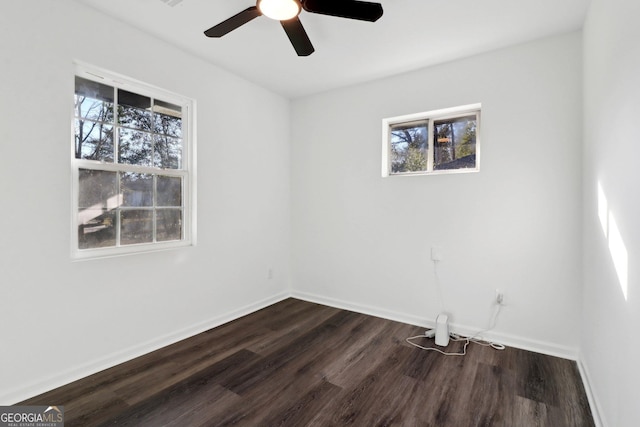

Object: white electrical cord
[406,303,505,356]
[405,333,470,356]
[433,259,446,313]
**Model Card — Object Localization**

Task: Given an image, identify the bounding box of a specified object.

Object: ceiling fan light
[258,0,300,21]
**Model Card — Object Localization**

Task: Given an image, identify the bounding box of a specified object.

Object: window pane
[78,169,118,209]
[153,135,182,169]
[75,77,114,122]
[121,173,153,207]
[121,210,153,245]
[76,76,114,100]
[75,97,114,122]
[78,210,116,249]
[157,176,182,206]
[78,169,118,249]
[118,89,152,131]
[389,121,428,173]
[119,128,153,166]
[75,120,114,161]
[153,101,182,138]
[156,209,182,242]
[434,115,477,170]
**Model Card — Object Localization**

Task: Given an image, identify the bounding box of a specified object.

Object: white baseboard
[1,291,289,405]
[291,290,578,360]
[577,356,605,427]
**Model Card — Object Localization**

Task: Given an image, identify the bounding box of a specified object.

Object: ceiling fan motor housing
[257,0,302,21]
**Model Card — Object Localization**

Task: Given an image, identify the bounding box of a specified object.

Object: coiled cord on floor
[406,303,505,356]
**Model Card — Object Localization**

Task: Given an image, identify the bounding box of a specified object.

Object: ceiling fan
[204,0,384,56]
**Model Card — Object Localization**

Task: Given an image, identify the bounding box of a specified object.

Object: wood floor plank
[312,343,417,425]
[258,379,341,427]
[400,333,483,426]
[224,377,340,427]
[245,302,342,356]
[19,298,594,426]
[97,350,258,426]
[513,395,553,427]
[465,362,516,426]
[324,319,414,389]
[219,310,359,396]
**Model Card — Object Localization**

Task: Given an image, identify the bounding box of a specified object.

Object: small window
[72,64,195,259]
[382,104,480,176]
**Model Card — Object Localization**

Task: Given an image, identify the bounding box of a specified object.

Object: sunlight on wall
[598,182,608,235]
[597,181,629,300]
[608,215,628,300]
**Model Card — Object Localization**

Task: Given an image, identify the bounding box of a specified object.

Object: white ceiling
[74,0,590,99]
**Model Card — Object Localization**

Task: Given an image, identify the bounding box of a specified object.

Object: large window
[382,104,480,176]
[72,64,195,259]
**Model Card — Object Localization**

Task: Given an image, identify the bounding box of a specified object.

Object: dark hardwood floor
[20,298,594,426]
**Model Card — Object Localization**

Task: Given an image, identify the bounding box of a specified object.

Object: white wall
[582,0,640,425]
[291,33,584,356]
[0,0,290,404]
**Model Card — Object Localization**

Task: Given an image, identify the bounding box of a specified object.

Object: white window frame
[71,62,197,260]
[382,103,481,177]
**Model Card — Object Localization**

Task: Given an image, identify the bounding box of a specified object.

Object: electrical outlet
[495,289,504,305]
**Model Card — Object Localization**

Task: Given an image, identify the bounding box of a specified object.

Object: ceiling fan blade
[281,18,315,56]
[302,0,383,22]
[204,6,262,37]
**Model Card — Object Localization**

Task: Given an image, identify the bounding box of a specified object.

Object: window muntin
[382,104,480,176]
[72,64,194,259]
